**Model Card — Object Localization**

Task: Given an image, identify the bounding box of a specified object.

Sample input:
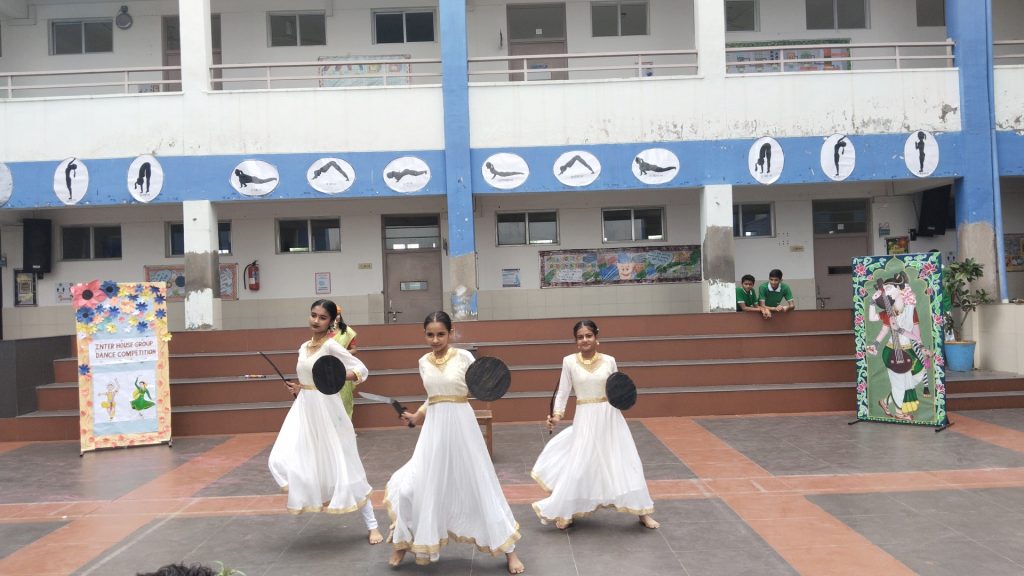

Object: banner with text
[540,245,701,288]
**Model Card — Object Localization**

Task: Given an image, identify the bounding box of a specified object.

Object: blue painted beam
[439,0,475,260]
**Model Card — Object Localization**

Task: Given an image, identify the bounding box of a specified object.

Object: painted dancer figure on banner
[865,272,934,421]
[101,380,120,421]
[130,377,156,417]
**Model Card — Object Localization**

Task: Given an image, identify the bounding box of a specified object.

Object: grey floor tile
[959,408,1024,433]
[0,520,66,559]
[892,541,1024,576]
[675,545,798,576]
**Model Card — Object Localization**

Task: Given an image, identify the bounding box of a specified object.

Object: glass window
[806,0,867,30]
[733,204,774,237]
[916,0,944,27]
[375,10,435,44]
[52,20,114,55]
[83,21,113,53]
[602,208,663,243]
[269,13,326,47]
[217,222,232,254]
[496,211,558,246]
[93,226,122,259]
[527,211,558,244]
[62,227,91,260]
[311,219,341,252]
[497,213,527,246]
[812,199,868,235]
[384,215,440,250]
[278,220,310,253]
[167,222,232,256]
[726,1,758,32]
[592,2,648,37]
[278,219,340,253]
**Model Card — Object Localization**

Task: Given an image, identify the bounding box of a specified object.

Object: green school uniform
[758,282,793,308]
[736,286,758,311]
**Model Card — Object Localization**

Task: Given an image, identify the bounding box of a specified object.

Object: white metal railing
[994,40,1024,64]
[468,50,699,82]
[211,58,443,90]
[725,41,955,74]
[0,66,181,99]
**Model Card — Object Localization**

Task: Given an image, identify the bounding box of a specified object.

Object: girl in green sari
[331,314,359,418]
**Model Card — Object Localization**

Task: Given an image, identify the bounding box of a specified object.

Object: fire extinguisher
[244,260,260,291]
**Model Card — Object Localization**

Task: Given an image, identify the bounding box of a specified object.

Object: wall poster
[318,55,411,87]
[144,263,238,301]
[1004,233,1024,272]
[540,245,701,288]
[852,252,948,427]
[74,281,172,453]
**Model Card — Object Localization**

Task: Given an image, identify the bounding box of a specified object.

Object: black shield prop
[466,356,511,401]
[606,372,637,411]
[312,355,347,395]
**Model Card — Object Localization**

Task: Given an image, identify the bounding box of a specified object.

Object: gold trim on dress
[428,395,468,405]
[552,411,565,418]
[287,490,372,516]
[299,384,316,390]
[530,470,553,493]
[531,500,655,525]
[576,396,607,405]
[575,352,602,372]
[383,489,521,558]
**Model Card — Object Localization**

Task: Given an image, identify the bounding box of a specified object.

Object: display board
[540,245,700,288]
[144,263,238,301]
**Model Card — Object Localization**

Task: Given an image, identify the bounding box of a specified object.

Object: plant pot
[944,341,976,372]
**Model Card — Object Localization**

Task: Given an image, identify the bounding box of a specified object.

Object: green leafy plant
[941,258,992,341]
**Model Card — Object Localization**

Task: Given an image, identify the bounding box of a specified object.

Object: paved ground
[1,410,1024,575]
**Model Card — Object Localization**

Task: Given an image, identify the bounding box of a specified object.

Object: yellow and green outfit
[332,326,359,418]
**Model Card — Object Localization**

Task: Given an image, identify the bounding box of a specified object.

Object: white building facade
[0,0,1021,339]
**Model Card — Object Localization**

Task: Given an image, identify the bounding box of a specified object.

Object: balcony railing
[211,58,443,91]
[725,41,955,74]
[0,66,182,99]
[468,50,699,83]
[994,40,1024,65]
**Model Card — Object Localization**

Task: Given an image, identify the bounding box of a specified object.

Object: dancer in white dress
[385,311,525,574]
[532,320,659,530]
[268,299,383,544]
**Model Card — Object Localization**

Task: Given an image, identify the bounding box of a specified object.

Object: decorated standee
[851,252,949,430]
[73,281,173,454]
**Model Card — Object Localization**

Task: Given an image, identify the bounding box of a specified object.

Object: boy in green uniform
[736,274,763,315]
[758,269,795,319]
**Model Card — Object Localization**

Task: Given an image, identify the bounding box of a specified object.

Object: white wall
[994,67,1024,131]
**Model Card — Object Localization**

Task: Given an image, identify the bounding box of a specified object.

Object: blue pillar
[946,0,1006,299]
[440,0,478,320]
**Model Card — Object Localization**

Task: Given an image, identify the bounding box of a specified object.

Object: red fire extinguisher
[244,260,260,291]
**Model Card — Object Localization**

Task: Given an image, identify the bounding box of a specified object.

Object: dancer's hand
[401,410,424,426]
[284,380,300,396]
[546,414,561,431]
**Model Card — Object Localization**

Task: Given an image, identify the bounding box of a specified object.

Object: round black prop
[312,355,347,395]
[466,356,511,401]
[606,372,637,411]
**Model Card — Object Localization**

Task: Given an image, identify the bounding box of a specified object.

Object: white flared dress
[384,348,520,565]
[268,339,373,515]
[531,353,654,524]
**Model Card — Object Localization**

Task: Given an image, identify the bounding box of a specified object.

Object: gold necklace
[576,352,599,366]
[307,333,330,352]
[428,348,455,367]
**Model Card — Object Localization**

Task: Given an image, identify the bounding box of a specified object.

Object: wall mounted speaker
[22,219,52,274]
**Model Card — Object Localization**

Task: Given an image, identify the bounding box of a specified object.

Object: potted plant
[941,258,992,371]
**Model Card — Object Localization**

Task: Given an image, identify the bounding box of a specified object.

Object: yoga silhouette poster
[852,252,948,427]
[127,155,164,202]
[539,245,700,288]
[383,156,431,193]
[230,160,280,196]
[748,137,784,185]
[0,162,11,206]
[904,130,939,177]
[307,157,355,194]
[481,153,529,190]
[632,148,679,185]
[74,281,173,453]
[820,134,855,181]
[553,150,601,187]
[53,157,89,205]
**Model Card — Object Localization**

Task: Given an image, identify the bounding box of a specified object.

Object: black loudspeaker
[917,186,951,237]
[22,219,52,274]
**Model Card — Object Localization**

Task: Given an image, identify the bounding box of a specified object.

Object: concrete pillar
[946,0,1005,299]
[182,200,222,330]
[177,0,212,94]
[439,0,477,320]
[694,0,727,81]
[701,185,736,312]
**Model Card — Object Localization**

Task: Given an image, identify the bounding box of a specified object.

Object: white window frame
[61,225,122,260]
[276,218,341,254]
[496,210,560,246]
[805,0,869,31]
[733,203,775,238]
[372,9,437,44]
[725,0,760,32]
[166,222,233,257]
[50,19,114,55]
[267,11,327,47]
[591,1,650,37]
[601,207,665,243]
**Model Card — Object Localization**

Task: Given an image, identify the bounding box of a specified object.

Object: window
[592,2,648,37]
[733,204,774,237]
[812,199,868,235]
[805,0,867,30]
[602,208,664,242]
[725,0,758,32]
[51,20,113,55]
[278,219,340,253]
[268,12,326,47]
[384,215,440,250]
[62,225,121,260]
[916,0,945,27]
[374,10,435,44]
[167,222,232,257]
[497,211,558,246]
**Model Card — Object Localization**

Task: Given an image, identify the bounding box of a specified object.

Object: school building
[0,0,1022,340]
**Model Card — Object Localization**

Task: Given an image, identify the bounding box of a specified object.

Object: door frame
[381,214,443,324]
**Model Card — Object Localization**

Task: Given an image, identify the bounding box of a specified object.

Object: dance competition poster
[74,281,172,453]
[540,245,700,288]
[852,253,947,427]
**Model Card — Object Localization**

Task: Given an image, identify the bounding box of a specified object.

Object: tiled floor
[1,410,1023,575]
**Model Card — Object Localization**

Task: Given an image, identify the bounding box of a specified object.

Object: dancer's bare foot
[368,528,384,545]
[388,549,406,567]
[639,514,660,529]
[554,518,572,530]
[506,552,525,574]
